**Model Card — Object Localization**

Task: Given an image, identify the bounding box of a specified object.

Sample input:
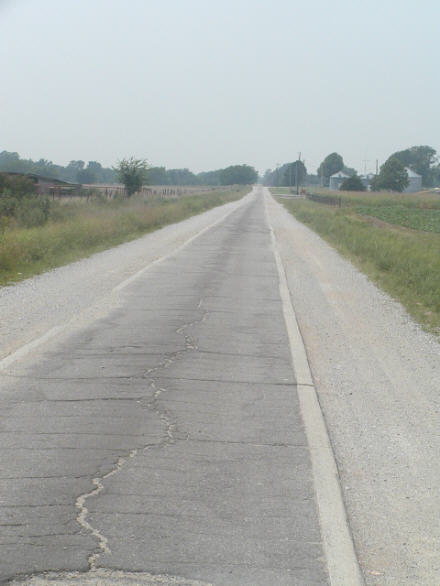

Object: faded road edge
[264,192,365,586]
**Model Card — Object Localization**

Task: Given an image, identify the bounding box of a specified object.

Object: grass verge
[277,196,440,335]
[0,188,248,286]
[302,186,440,209]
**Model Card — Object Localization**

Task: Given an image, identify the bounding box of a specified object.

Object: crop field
[355,205,440,233]
[304,186,440,210]
[274,187,440,334]
[0,187,248,286]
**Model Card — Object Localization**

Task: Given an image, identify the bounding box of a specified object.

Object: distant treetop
[263,160,307,187]
[385,145,438,186]
[0,151,116,184]
[317,153,344,181]
[219,165,258,185]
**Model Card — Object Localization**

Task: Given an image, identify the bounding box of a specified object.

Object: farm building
[404,168,422,193]
[2,172,80,196]
[329,171,350,190]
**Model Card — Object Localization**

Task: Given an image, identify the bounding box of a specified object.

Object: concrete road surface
[0,189,356,585]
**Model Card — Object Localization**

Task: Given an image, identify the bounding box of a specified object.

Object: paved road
[1,190,335,585]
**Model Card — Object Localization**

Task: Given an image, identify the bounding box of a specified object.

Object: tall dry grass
[0,188,248,285]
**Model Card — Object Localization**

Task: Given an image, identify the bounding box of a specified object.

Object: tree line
[0,151,115,184]
[138,164,258,187]
[115,159,258,197]
[263,160,308,188]
[324,146,439,192]
[264,145,440,192]
[0,151,258,188]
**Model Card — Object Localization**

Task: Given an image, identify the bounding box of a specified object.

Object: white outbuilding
[404,168,422,192]
[329,171,350,191]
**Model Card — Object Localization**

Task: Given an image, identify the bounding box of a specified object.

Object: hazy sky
[1,0,439,175]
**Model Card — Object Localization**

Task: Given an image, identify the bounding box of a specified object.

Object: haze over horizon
[1,0,439,176]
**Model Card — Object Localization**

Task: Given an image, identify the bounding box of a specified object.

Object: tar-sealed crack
[75,299,208,572]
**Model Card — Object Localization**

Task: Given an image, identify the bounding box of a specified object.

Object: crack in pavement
[74,299,208,572]
[75,449,138,570]
[144,375,295,386]
[185,438,308,448]
[143,298,209,449]
[9,568,214,585]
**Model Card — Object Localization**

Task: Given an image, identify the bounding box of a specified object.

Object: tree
[283,160,307,188]
[340,174,365,191]
[113,157,149,197]
[167,168,197,185]
[317,152,344,183]
[0,151,24,173]
[263,166,284,187]
[343,165,356,176]
[147,167,169,185]
[430,164,440,187]
[34,159,61,179]
[197,169,221,185]
[78,162,97,184]
[372,157,409,192]
[65,160,85,182]
[387,145,437,186]
[219,165,258,185]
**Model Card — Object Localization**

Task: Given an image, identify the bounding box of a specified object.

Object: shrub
[16,197,50,227]
[0,195,18,217]
[0,173,36,198]
[340,174,366,191]
[0,173,45,225]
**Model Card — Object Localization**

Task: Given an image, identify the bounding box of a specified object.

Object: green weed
[279,198,440,334]
[355,205,440,233]
[297,186,440,209]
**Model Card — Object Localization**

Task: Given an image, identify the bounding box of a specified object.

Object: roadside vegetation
[274,188,440,334]
[0,187,248,286]
[0,150,259,187]
[303,186,440,212]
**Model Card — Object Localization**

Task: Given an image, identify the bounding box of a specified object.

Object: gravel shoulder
[266,190,440,585]
[0,191,253,362]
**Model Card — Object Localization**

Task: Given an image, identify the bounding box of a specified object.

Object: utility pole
[375,159,379,175]
[296,152,301,194]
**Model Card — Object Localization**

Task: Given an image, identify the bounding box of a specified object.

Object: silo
[404,168,422,192]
